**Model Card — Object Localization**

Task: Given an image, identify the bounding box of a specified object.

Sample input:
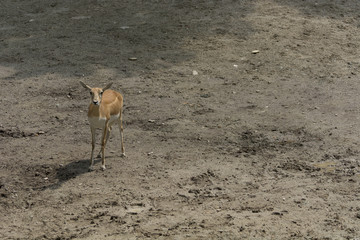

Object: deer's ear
[103,82,113,91]
[80,81,92,90]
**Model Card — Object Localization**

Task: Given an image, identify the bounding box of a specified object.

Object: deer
[80,81,125,170]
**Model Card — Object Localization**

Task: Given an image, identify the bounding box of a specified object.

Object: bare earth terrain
[1,0,360,239]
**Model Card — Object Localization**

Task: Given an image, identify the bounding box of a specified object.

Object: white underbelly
[88,114,120,129]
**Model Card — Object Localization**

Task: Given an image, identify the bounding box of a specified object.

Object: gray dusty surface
[1,0,360,239]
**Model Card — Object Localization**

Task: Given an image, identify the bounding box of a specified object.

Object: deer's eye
[89,91,93,95]
[100,91,103,95]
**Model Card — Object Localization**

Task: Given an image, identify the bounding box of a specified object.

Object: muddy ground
[1,0,360,239]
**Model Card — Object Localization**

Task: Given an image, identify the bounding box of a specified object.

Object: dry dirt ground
[1,0,360,239]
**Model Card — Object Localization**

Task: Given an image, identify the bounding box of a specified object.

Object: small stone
[192,70,198,76]
[252,50,260,54]
[200,93,211,98]
[272,212,283,216]
[71,16,91,20]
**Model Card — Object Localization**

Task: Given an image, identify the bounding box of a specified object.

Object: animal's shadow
[47,158,102,190]
[31,154,120,190]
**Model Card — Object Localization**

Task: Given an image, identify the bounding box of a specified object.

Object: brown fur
[80,81,125,170]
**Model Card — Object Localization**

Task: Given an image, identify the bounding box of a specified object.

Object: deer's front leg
[89,127,96,171]
[118,111,126,157]
[97,126,111,158]
[101,121,110,170]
